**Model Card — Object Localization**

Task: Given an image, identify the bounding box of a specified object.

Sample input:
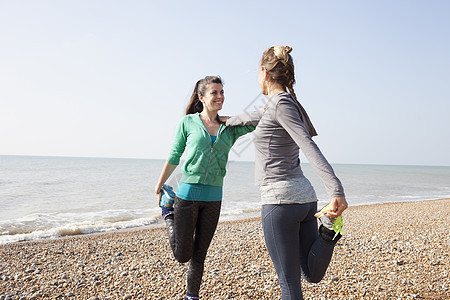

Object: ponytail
[185,80,204,115]
[287,85,297,101]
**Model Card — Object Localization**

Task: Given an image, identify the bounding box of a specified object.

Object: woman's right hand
[154,162,177,205]
[155,184,163,204]
[327,196,348,218]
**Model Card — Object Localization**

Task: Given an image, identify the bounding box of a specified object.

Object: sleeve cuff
[167,156,180,165]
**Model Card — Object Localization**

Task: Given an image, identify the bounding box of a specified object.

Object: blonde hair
[260,45,297,100]
[260,45,318,137]
[273,45,291,65]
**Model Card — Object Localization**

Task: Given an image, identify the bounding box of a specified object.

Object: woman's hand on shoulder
[218,115,230,124]
[327,196,348,218]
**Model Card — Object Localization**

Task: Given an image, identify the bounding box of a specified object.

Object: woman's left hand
[218,116,230,124]
[327,196,348,218]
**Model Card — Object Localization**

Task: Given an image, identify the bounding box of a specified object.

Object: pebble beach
[1,198,449,299]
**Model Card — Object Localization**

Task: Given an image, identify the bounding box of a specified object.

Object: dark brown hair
[185,76,224,115]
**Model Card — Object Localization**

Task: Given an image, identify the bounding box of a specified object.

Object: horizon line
[1,154,449,168]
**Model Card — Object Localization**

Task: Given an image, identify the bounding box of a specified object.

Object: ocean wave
[0,209,163,245]
[0,217,162,245]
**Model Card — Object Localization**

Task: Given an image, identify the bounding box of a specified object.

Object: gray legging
[165,197,221,296]
[262,202,335,300]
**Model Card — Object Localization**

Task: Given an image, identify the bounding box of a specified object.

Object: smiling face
[199,83,224,113]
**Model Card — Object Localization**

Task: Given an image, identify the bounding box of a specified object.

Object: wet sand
[1,198,449,299]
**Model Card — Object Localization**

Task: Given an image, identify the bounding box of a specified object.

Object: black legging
[165,197,221,296]
[262,202,335,300]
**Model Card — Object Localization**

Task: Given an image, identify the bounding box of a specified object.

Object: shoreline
[2,197,449,247]
[1,198,449,299]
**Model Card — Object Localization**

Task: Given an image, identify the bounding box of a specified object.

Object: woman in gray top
[226,45,348,300]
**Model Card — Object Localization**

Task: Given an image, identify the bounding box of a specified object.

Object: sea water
[1,155,449,244]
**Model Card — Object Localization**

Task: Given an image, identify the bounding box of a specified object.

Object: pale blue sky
[1,0,449,166]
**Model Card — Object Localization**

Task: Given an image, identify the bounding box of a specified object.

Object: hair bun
[273,45,292,64]
[284,45,292,54]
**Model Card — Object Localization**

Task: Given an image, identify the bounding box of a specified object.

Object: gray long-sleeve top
[226,92,345,198]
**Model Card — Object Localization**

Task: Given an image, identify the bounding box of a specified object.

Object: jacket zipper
[203,127,222,184]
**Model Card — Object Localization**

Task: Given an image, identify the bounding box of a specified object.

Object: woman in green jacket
[155,76,254,300]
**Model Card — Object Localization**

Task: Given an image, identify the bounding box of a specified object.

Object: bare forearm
[155,162,177,194]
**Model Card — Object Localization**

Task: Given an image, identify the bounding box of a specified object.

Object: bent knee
[305,275,324,284]
[174,253,191,263]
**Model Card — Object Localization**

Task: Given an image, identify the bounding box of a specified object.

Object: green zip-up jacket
[167,113,255,186]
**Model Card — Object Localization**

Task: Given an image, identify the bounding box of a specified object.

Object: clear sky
[1,0,449,166]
